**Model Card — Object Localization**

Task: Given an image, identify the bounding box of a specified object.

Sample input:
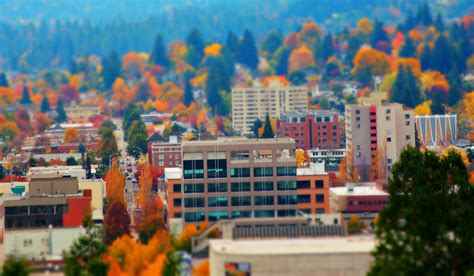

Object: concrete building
[296,164,330,215]
[64,103,100,119]
[415,114,457,148]
[276,110,342,150]
[149,136,181,171]
[28,165,87,180]
[308,148,346,171]
[345,103,414,181]
[210,238,375,275]
[232,79,308,135]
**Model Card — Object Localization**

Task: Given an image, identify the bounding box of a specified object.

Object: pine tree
[251,119,262,138]
[399,36,415,58]
[183,71,194,106]
[276,48,290,75]
[261,114,274,138]
[56,99,67,123]
[371,20,390,50]
[238,29,259,70]
[205,57,222,113]
[185,28,204,68]
[390,66,421,108]
[149,33,169,67]
[320,33,335,62]
[420,45,432,71]
[262,32,282,55]
[417,2,433,26]
[390,65,405,104]
[101,51,121,89]
[447,70,463,106]
[226,31,240,57]
[434,13,445,32]
[40,96,51,113]
[0,72,8,87]
[432,35,452,74]
[86,155,93,179]
[20,85,32,104]
[431,89,445,114]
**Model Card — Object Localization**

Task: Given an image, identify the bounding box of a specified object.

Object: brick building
[149,136,182,171]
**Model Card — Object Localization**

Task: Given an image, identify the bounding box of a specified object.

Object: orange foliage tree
[104,159,126,206]
[288,45,315,73]
[352,47,391,78]
[0,87,15,107]
[64,128,79,143]
[35,112,52,133]
[204,43,222,57]
[192,259,210,276]
[392,58,422,76]
[122,52,146,80]
[111,78,135,112]
[284,32,301,50]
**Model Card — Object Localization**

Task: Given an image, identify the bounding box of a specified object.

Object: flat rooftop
[165,167,182,180]
[210,237,375,255]
[330,185,388,196]
[183,137,294,147]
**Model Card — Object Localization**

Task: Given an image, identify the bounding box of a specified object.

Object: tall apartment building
[149,136,182,171]
[345,103,414,181]
[166,138,331,223]
[232,79,308,135]
[276,110,342,150]
[415,114,457,148]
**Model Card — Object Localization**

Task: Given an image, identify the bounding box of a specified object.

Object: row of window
[179,180,299,194]
[349,200,388,206]
[183,209,297,222]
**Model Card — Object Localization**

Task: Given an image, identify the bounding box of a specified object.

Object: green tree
[262,31,282,55]
[0,164,5,180]
[434,13,444,32]
[432,35,453,74]
[86,155,93,179]
[205,56,230,115]
[288,71,307,85]
[127,119,148,157]
[1,255,30,276]
[416,2,432,26]
[101,51,121,90]
[320,33,335,62]
[226,31,240,57]
[371,20,390,51]
[390,65,421,108]
[447,70,463,106]
[430,89,445,114]
[399,36,415,58]
[98,119,117,136]
[183,71,194,106]
[66,156,78,166]
[369,147,474,275]
[185,28,204,68]
[275,48,290,75]
[40,96,50,113]
[98,127,119,166]
[149,33,169,68]
[420,44,432,71]
[238,29,259,70]
[0,72,8,87]
[162,250,182,276]
[260,114,274,138]
[251,118,262,138]
[20,85,32,105]
[64,214,108,276]
[56,99,67,123]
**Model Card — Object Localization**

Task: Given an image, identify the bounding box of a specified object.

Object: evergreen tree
[101,51,121,89]
[86,155,93,179]
[261,114,274,138]
[40,96,50,113]
[185,28,204,68]
[431,89,445,114]
[390,66,421,108]
[320,33,335,62]
[400,9,416,32]
[262,31,282,55]
[238,29,259,70]
[205,56,230,115]
[416,2,433,26]
[447,70,463,106]
[20,85,32,104]
[420,45,432,71]
[0,164,5,180]
[162,250,182,276]
[69,59,78,74]
[226,31,240,57]
[149,33,169,67]
[276,48,290,75]
[371,20,390,50]
[98,127,119,165]
[390,65,405,104]
[399,36,415,58]
[183,71,194,106]
[288,71,307,85]
[56,99,67,123]
[434,13,445,32]
[432,35,452,74]
[66,157,78,166]
[1,255,30,276]
[456,34,471,73]
[0,72,8,87]
[127,119,148,157]
[369,147,474,275]
[251,119,263,137]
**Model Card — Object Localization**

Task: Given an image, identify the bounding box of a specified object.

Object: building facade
[64,103,100,119]
[276,110,342,150]
[415,114,457,148]
[296,164,330,215]
[232,79,308,135]
[149,136,182,171]
[330,184,389,219]
[308,148,346,171]
[345,103,414,181]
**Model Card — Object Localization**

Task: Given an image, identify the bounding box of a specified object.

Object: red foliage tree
[59,84,80,102]
[104,201,131,244]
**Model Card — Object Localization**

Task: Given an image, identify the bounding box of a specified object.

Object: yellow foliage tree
[111,78,134,112]
[104,159,126,206]
[204,43,222,57]
[0,87,16,107]
[64,128,79,143]
[288,45,315,73]
[355,18,373,34]
[352,47,391,77]
[420,71,449,92]
[295,149,307,167]
[414,101,432,115]
[392,58,422,76]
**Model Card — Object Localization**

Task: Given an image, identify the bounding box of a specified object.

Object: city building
[276,110,342,150]
[231,79,308,134]
[210,238,375,275]
[64,103,100,119]
[345,103,414,181]
[28,165,87,180]
[296,164,330,215]
[149,136,181,171]
[165,167,183,220]
[330,183,388,222]
[415,114,457,148]
[308,148,347,171]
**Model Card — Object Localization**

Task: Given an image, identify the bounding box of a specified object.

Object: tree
[0,72,8,87]
[371,20,390,53]
[186,28,204,68]
[260,114,274,138]
[447,70,463,106]
[56,99,67,123]
[431,89,445,114]
[102,51,122,89]
[288,71,307,85]
[432,35,453,74]
[238,29,259,70]
[288,45,315,73]
[347,215,364,234]
[98,127,119,166]
[251,119,262,137]
[64,214,108,276]
[320,33,335,62]
[64,128,79,143]
[149,33,169,68]
[20,85,32,105]
[40,96,50,113]
[104,159,126,205]
[66,156,78,166]
[205,56,230,115]
[0,164,5,180]
[369,147,474,275]
[1,255,30,276]
[127,120,148,157]
[226,31,240,57]
[416,2,433,26]
[104,201,130,245]
[390,65,422,108]
[162,250,182,276]
[183,71,194,106]
[85,155,93,179]
[275,48,290,75]
[352,47,391,86]
[399,36,415,58]
[262,32,282,55]
[434,13,445,32]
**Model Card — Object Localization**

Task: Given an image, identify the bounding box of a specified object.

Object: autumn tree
[238,29,259,70]
[111,77,134,113]
[352,47,391,86]
[149,33,169,68]
[104,201,130,245]
[64,128,79,143]
[288,45,315,73]
[104,159,126,205]
[347,215,364,234]
[414,101,431,116]
[192,259,210,276]
[369,147,474,275]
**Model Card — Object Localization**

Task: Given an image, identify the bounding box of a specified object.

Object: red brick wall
[63,197,92,227]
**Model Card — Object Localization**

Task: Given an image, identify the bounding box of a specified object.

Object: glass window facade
[315,180,324,189]
[184,183,205,193]
[277,166,297,176]
[230,168,250,178]
[231,196,251,206]
[232,211,252,218]
[254,210,275,218]
[254,181,274,191]
[184,198,205,208]
[277,180,297,190]
[208,197,228,207]
[207,159,227,178]
[231,182,251,192]
[277,195,298,205]
[183,160,204,179]
[254,196,274,206]
[254,167,273,177]
[208,211,228,222]
[277,209,296,217]
[297,180,311,189]
[184,212,205,222]
[207,183,227,193]
[297,194,311,203]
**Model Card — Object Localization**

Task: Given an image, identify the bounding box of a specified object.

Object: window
[173,198,182,207]
[230,168,250,178]
[184,197,205,208]
[184,212,205,222]
[231,182,251,192]
[159,161,164,166]
[277,210,296,217]
[315,180,324,189]
[207,183,227,193]
[173,184,181,193]
[183,183,204,194]
[387,137,392,142]
[208,197,228,207]
[297,194,311,203]
[207,159,227,178]
[406,135,411,140]
[316,208,325,214]
[299,208,311,214]
[356,145,361,150]
[254,210,275,218]
[232,211,252,218]
[208,211,228,222]
[316,194,325,203]
[183,160,204,179]
[254,167,273,177]
[405,114,410,119]
[297,180,311,189]
[277,195,297,205]
[386,116,391,121]
[254,196,274,206]
[386,109,391,114]
[231,196,251,206]
[30,205,54,215]
[277,166,296,176]
[277,180,297,190]
[254,181,274,191]
[174,212,182,218]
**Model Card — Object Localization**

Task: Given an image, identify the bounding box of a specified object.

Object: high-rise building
[276,110,342,150]
[415,114,457,148]
[345,103,414,181]
[231,79,308,135]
